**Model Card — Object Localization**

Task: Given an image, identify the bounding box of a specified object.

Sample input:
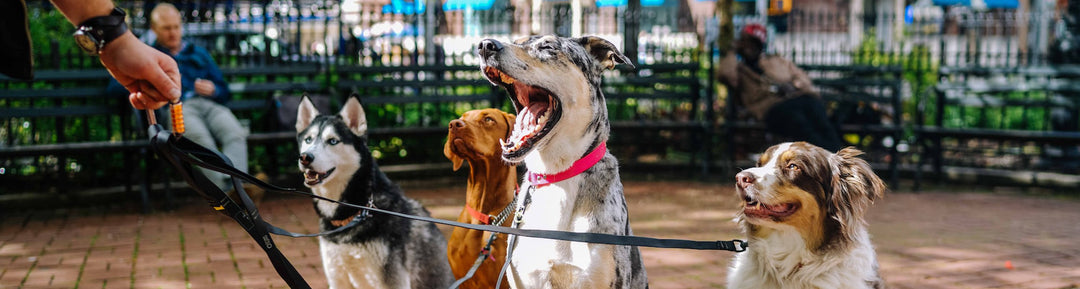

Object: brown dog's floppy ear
[503,111,516,140]
[444,126,464,171]
[296,94,319,132]
[576,36,634,70]
[827,147,886,243]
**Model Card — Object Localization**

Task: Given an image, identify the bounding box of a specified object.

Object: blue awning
[932,0,1018,9]
[444,0,495,11]
[383,0,426,14]
[595,0,665,8]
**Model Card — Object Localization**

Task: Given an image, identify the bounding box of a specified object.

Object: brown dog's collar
[465,204,492,224]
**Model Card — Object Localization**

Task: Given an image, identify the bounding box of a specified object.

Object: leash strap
[148,124,311,289]
[148,109,747,288]
[449,192,518,288]
[266,215,365,238]
[449,229,501,289]
[156,133,749,251]
[495,189,532,289]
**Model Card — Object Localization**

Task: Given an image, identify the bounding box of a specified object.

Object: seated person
[716,23,843,152]
[109,3,249,192]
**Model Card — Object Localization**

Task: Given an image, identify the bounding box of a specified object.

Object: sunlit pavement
[3,180,1079,288]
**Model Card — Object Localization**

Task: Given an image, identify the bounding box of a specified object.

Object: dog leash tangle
[145,102,313,289]
[146,103,748,288]
[449,190,518,289]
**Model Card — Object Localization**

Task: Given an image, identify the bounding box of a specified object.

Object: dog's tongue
[304,170,321,184]
[763,203,792,213]
[503,84,553,152]
[744,201,796,218]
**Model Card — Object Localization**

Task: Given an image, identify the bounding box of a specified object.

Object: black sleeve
[0,0,33,80]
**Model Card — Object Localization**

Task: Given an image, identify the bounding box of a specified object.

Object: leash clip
[145,108,157,126]
[731,240,748,252]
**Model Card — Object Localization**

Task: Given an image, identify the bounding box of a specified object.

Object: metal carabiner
[732,239,749,252]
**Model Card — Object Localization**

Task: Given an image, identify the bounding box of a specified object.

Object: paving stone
[5,182,1080,288]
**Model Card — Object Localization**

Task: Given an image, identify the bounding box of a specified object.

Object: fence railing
[8,1,1080,198]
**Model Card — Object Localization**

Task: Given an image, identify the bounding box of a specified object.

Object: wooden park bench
[720,64,905,186]
[0,69,155,210]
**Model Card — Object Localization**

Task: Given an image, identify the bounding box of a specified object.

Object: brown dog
[444,108,517,289]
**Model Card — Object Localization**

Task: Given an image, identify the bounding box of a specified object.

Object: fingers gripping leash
[139,91,183,135]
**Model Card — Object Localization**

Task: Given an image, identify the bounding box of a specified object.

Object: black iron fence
[4,2,1079,199]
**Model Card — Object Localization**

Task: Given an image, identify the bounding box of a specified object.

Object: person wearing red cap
[717,23,843,151]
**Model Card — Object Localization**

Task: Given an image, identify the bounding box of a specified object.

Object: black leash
[495,188,532,289]
[449,194,517,288]
[159,130,749,251]
[148,123,313,289]
[146,106,748,289]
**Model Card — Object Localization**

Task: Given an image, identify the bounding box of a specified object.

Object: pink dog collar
[526,143,607,188]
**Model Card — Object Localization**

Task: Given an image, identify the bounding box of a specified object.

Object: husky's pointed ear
[339,95,368,136]
[296,94,319,132]
[444,137,465,171]
[827,147,886,242]
[576,36,634,70]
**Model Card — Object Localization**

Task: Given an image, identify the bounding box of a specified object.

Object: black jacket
[1,0,33,80]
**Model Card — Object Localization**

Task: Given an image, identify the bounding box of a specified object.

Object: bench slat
[0,140,147,157]
[0,87,105,99]
[0,105,120,118]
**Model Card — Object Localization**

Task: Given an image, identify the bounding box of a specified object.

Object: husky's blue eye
[787,163,800,171]
[328,139,340,145]
[304,137,313,144]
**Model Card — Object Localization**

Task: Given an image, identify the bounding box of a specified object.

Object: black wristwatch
[73,7,128,55]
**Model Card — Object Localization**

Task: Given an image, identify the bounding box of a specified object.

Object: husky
[478,35,649,289]
[295,95,454,289]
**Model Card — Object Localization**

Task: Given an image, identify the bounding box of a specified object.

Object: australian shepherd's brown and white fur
[729,142,886,289]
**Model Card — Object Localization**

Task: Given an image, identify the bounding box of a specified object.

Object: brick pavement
[2,180,1079,288]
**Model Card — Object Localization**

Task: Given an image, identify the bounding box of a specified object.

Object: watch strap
[78,8,128,51]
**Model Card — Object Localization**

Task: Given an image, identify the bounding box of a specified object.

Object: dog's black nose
[478,39,503,58]
[449,119,465,129]
[736,171,755,189]
[299,153,314,167]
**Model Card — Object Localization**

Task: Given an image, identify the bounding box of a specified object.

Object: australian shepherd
[729,142,886,289]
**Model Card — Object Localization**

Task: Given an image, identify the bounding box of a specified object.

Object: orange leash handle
[170,101,185,134]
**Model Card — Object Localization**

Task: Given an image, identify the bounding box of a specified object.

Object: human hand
[99,32,181,110]
[777,83,798,97]
[194,79,215,97]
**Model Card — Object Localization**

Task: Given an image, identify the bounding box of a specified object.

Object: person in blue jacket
[111,2,248,192]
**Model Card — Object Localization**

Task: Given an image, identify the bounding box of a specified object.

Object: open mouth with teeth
[303,167,335,186]
[483,67,561,159]
[742,194,800,219]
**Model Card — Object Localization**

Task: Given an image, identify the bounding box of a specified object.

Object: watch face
[73,30,100,54]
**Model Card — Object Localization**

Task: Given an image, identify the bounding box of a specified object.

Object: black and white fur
[729,142,885,289]
[295,95,454,289]
[478,35,649,289]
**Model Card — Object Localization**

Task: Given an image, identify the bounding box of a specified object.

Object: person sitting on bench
[716,23,843,151]
[108,3,251,193]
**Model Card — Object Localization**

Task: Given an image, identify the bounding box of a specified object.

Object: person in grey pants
[109,3,248,191]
